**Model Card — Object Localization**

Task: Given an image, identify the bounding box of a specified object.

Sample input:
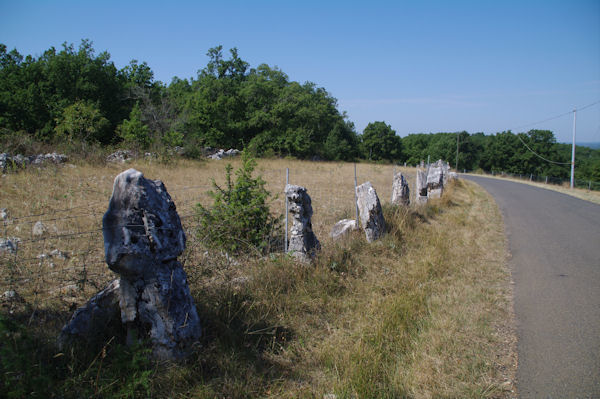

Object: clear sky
[1,0,599,143]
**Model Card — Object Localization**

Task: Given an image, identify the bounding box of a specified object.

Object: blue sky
[1,0,599,142]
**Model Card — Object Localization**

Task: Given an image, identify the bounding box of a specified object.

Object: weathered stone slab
[356,182,385,242]
[58,279,122,347]
[427,162,445,199]
[391,172,410,206]
[330,218,358,240]
[430,159,450,186]
[60,169,200,360]
[416,169,428,204]
[285,184,320,261]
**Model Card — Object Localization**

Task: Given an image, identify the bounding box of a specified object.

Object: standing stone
[427,162,445,199]
[59,169,201,360]
[356,182,385,242]
[430,159,449,186]
[391,172,410,206]
[442,161,449,186]
[415,169,428,204]
[285,184,320,261]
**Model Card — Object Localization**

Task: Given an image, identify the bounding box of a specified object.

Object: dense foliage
[360,121,402,162]
[401,130,600,182]
[0,40,598,181]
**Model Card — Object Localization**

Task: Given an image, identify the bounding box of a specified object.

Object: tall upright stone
[431,159,449,186]
[59,169,201,360]
[285,184,320,261]
[427,161,445,199]
[391,172,410,206]
[356,181,385,242]
[416,169,428,204]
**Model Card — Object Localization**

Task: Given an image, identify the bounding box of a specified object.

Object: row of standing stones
[58,161,457,360]
[327,159,457,245]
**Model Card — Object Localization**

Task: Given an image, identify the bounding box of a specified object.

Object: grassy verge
[0,159,515,398]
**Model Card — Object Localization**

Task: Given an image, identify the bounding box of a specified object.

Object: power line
[511,110,574,132]
[511,100,600,132]
[515,134,571,165]
[509,100,600,165]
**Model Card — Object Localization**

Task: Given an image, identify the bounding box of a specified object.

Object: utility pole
[570,109,576,189]
[456,132,459,172]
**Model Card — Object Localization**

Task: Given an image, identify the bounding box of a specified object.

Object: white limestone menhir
[59,169,201,360]
[355,181,385,242]
[285,184,320,261]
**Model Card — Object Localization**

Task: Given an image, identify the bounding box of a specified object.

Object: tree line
[1,41,598,181]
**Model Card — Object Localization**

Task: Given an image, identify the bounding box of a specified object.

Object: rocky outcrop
[30,153,68,165]
[59,169,201,360]
[1,152,68,173]
[207,148,241,160]
[106,150,133,163]
[356,182,385,242]
[285,184,320,261]
[391,172,410,206]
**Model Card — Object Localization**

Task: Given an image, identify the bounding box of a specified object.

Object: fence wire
[0,164,413,307]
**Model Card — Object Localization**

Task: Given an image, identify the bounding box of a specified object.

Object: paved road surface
[465,176,600,399]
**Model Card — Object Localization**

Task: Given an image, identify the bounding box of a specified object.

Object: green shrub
[196,151,281,255]
[54,100,111,145]
[116,102,152,149]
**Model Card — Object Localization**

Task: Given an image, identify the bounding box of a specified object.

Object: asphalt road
[464,176,600,399]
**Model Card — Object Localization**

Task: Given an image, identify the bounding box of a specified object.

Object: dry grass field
[0,157,516,398]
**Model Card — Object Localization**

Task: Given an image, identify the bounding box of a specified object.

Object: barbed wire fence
[1,163,414,310]
[0,182,216,308]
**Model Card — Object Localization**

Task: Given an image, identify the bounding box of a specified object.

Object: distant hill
[560,142,600,149]
[577,142,600,149]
